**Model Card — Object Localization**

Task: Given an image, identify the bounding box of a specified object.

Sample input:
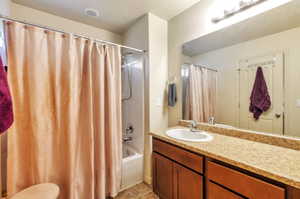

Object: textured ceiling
[12,0,202,33]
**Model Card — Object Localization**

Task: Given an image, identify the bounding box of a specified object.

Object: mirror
[181,1,300,138]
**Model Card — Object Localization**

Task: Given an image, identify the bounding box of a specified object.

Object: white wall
[148,13,168,133]
[168,0,292,126]
[147,13,168,184]
[9,3,122,43]
[191,27,300,137]
[123,16,149,50]
[123,13,168,185]
[0,0,11,16]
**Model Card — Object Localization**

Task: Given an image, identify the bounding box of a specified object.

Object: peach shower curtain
[5,21,122,199]
[189,65,217,122]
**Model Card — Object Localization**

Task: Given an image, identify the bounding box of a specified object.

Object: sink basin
[166,129,213,142]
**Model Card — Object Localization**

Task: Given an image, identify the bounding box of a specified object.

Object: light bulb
[239,0,252,7]
[211,0,267,23]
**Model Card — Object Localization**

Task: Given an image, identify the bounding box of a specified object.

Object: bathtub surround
[121,53,145,153]
[123,13,168,184]
[6,21,122,199]
[121,145,144,191]
[121,53,145,190]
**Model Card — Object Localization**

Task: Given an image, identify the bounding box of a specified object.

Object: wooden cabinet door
[207,181,243,199]
[153,152,173,199]
[173,162,203,199]
[207,161,285,199]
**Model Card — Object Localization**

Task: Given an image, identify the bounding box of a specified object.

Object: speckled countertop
[150,126,300,189]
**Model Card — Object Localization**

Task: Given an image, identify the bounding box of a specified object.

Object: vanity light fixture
[212,0,267,23]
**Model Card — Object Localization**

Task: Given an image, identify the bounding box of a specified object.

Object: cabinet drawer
[207,161,285,199]
[153,138,203,173]
[207,181,243,199]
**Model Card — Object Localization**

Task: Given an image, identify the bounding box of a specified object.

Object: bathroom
[0,0,300,199]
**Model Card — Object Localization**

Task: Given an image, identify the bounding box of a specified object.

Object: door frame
[236,51,285,135]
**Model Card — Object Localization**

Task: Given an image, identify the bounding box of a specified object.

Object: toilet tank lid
[10,183,60,199]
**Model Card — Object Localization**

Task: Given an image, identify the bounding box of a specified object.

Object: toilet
[10,183,60,199]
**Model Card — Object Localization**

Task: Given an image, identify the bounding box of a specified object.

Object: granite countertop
[150,126,300,189]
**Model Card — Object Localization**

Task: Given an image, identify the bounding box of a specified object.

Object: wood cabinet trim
[287,186,300,199]
[207,161,285,199]
[152,138,300,199]
[207,181,244,199]
[153,138,203,173]
[173,162,203,199]
[152,152,174,199]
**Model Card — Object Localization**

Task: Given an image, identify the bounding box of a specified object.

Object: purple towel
[249,67,271,120]
[0,56,13,133]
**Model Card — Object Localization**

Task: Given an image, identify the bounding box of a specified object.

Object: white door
[238,53,284,135]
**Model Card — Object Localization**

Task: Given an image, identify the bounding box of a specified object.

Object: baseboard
[144,175,152,185]
[120,180,144,192]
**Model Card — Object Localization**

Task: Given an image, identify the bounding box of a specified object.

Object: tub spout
[123,136,133,143]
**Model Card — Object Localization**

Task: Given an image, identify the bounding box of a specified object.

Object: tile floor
[115,183,159,199]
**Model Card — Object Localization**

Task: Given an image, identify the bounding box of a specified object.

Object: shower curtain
[186,65,217,122]
[5,21,122,199]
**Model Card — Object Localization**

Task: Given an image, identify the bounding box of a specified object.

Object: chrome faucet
[182,120,198,132]
[189,120,198,132]
[208,117,215,125]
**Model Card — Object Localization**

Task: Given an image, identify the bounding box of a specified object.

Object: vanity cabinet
[152,152,174,199]
[207,161,285,199]
[207,181,243,199]
[173,162,203,199]
[152,152,203,199]
[152,139,204,199]
[152,138,298,199]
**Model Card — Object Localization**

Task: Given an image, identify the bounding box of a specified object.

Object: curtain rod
[0,15,146,54]
[183,63,218,72]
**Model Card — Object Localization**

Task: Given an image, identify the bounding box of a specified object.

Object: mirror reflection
[181,3,300,137]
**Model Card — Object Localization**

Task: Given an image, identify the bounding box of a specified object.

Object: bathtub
[121,145,144,191]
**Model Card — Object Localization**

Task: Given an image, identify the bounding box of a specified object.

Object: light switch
[297,99,300,107]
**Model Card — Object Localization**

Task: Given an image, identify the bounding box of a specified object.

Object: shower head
[121,65,127,70]
[122,52,135,66]
[122,52,134,59]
